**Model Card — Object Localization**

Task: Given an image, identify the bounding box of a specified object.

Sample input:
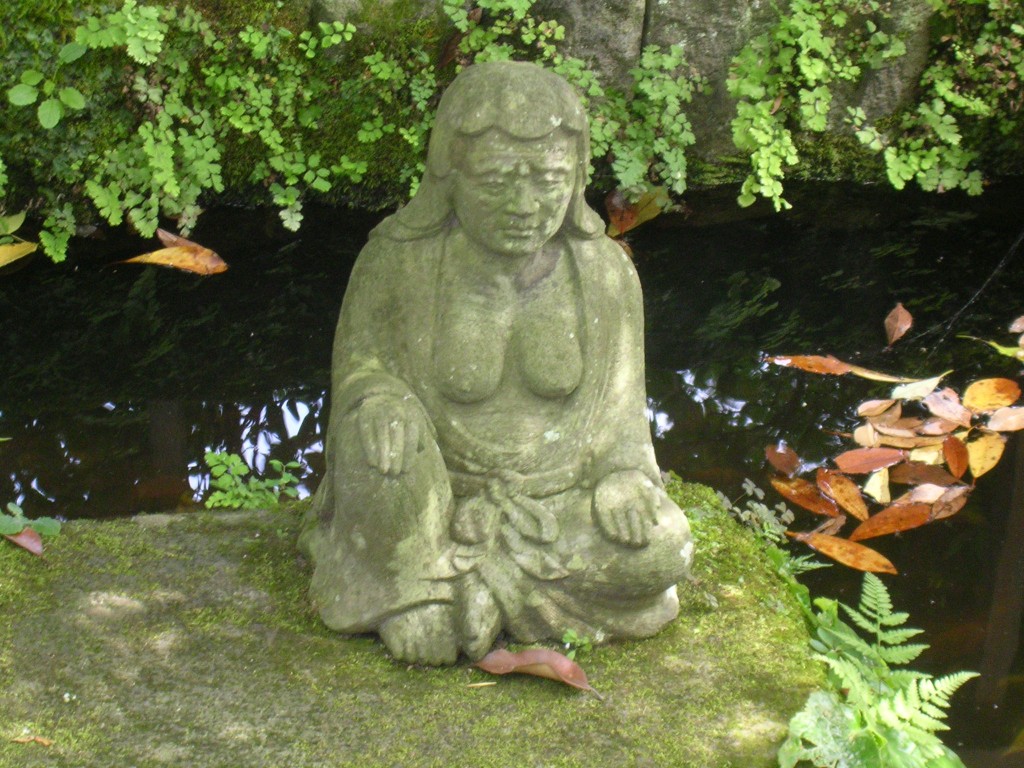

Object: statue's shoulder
[574,234,642,290]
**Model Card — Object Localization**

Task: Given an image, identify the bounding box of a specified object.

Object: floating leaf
[987,406,1024,432]
[1010,316,1024,333]
[846,364,922,384]
[932,486,970,521]
[121,229,227,275]
[787,531,897,574]
[816,469,869,521]
[894,483,948,505]
[891,372,949,401]
[966,432,1006,478]
[908,444,944,465]
[918,417,960,436]
[834,447,905,474]
[884,302,913,346]
[942,436,969,480]
[0,241,38,268]
[958,334,1024,362]
[889,461,957,487]
[767,354,852,375]
[853,423,879,448]
[765,442,801,476]
[605,187,670,238]
[4,527,43,556]
[770,476,840,517]
[849,504,932,541]
[863,468,891,504]
[922,388,973,427]
[857,399,896,418]
[475,648,600,698]
[963,378,1021,413]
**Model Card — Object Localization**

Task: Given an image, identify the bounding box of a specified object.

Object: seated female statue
[300,61,693,665]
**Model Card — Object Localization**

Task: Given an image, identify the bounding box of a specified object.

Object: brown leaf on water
[923,388,973,428]
[121,229,227,275]
[988,406,1024,432]
[4,527,43,556]
[918,417,960,436]
[765,443,801,476]
[816,469,869,521]
[770,476,840,517]
[871,418,926,439]
[884,302,913,347]
[605,187,669,238]
[857,399,897,418]
[893,483,948,505]
[943,435,970,480]
[963,378,1021,413]
[853,423,880,448]
[1009,316,1024,333]
[834,447,906,474]
[889,461,958,487]
[931,485,970,521]
[787,531,897,574]
[767,354,853,375]
[967,432,1007,478]
[0,241,38,269]
[874,433,945,450]
[849,503,932,542]
[475,648,600,698]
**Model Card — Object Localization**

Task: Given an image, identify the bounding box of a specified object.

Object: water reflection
[1,181,1022,761]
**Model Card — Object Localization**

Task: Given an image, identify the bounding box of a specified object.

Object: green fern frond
[878,642,928,665]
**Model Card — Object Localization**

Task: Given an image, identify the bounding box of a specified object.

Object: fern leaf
[877,626,924,646]
[859,573,895,619]
[879,642,928,665]
[878,610,911,627]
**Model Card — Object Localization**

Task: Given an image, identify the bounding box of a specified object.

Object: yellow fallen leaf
[121,230,227,275]
[966,432,1006,479]
[863,468,891,504]
[890,372,950,401]
[963,378,1021,412]
[0,241,37,268]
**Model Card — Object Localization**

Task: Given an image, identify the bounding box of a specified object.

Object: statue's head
[375,61,603,243]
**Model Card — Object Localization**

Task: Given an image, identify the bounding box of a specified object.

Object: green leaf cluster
[780,573,977,768]
[203,451,301,510]
[0,502,61,539]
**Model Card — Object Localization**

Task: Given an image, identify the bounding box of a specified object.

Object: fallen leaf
[963,378,1021,412]
[770,476,840,517]
[787,531,897,574]
[0,241,38,268]
[849,504,932,541]
[918,417,960,436]
[465,681,498,688]
[931,486,970,521]
[957,335,1024,362]
[988,406,1024,432]
[863,468,891,504]
[1010,316,1024,333]
[121,229,227,275]
[908,444,944,465]
[943,435,970,479]
[922,388,973,427]
[853,423,880,448]
[894,483,948,505]
[874,433,945,450]
[834,447,906,474]
[857,399,897,417]
[767,354,852,375]
[765,443,801,476]
[966,432,1007,478]
[891,372,950,401]
[475,648,601,698]
[885,302,913,346]
[4,527,43,556]
[605,187,669,238]
[10,735,53,746]
[871,417,924,438]
[889,461,958,487]
[816,469,869,521]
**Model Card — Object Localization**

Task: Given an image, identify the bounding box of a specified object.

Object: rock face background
[315,0,937,156]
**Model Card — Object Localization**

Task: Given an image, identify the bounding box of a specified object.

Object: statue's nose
[506,184,540,215]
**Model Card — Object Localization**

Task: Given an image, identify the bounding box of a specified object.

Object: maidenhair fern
[781,573,977,768]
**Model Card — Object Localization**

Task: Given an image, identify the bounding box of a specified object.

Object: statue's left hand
[592,470,659,548]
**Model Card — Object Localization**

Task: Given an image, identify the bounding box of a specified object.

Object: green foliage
[728,0,905,210]
[203,451,301,510]
[780,574,977,768]
[0,502,61,539]
[560,628,593,660]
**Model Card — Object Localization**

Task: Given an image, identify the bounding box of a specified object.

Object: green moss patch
[0,490,821,767]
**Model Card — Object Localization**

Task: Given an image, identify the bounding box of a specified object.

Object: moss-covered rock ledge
[0,490,821,767]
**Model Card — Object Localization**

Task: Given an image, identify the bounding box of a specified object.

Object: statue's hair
[372,61,604,242]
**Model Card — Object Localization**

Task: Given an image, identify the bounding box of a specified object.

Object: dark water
[2,181,1022,762]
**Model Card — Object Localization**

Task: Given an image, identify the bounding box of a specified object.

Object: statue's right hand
[355,395,423,476]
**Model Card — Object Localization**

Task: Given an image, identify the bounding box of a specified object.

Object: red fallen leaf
[475,648,601,698]
[770,476,840,517]
[923,388,973,428]
[765,442,801,476]
[988,406,1024,432]
[889,461,958,487]
[885,302,913,347]
[604,187,669,238]
[943,435,970,480]
[121,229,228,275]
[849,503,932,542]
[931,485,971,520]
[816,469,869,521]
[963,378,1021,413]
[834,447,906,474]
[767,354,853,375]
[787,531,897,574]
[4,527,43,556]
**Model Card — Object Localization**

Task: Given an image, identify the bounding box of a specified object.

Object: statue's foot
[459,579,501,661]
[380,603,458,666]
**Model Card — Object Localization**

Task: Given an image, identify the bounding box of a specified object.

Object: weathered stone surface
[0,495,822,767]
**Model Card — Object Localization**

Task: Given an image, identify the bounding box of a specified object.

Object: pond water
[2,180,1022,763]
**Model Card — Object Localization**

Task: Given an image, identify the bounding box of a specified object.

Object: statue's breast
[433,297,510,404]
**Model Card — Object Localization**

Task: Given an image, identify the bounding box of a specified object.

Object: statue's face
[452,130,576,258]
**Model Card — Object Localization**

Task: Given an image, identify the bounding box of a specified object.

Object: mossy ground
[0,487,821,767]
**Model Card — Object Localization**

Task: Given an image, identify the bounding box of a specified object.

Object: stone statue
[300,61,693,665]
